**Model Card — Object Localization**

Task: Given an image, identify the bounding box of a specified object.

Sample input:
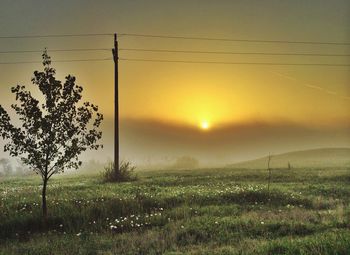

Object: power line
[2,57,347,67]
[2,48,348,57]
[0,58,111,65]
[120,58,350,67]
[120,33,350,46]
[1,32,349,46]
[0,48,110,54]
[120,48,350,57]
[0,33,113,39]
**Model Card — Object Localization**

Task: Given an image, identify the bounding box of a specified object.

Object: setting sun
[0,1,349,254]
[200,121,210,130]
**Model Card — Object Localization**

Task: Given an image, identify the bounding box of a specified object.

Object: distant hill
[228,148,350,169]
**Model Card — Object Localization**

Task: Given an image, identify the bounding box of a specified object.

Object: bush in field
[0,51,103,220]
[102,161,137,182]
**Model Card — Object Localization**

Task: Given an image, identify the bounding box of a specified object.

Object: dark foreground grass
[0,167,349,254]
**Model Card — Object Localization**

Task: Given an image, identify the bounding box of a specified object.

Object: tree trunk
[42,177,48,221]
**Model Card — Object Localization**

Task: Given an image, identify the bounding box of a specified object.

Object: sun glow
[200,121,210,130]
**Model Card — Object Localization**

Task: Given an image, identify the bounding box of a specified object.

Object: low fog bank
[0,156,202,178]
[78,118,350,170]
[0,158,32,177]
[118,118,350,168]
[1,118,349,174]
[76,155,202,174]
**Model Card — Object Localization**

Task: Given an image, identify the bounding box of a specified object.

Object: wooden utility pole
[112,33,119,170]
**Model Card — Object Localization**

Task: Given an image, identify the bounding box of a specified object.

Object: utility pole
[112,33,119,170]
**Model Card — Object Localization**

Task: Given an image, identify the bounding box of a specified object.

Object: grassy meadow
[0,166,349,254]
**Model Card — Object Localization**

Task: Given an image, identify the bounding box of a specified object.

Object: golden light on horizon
[117,67,350,129]
[200,121,210,130]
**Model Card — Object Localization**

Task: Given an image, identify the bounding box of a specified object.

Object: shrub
[101,161,137,182]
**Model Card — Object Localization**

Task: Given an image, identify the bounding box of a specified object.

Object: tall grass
[0,167,349,254]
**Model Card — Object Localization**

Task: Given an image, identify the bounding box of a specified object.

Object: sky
[0,0,349,167]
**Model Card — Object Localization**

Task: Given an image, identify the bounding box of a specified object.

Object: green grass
[229,148,350,169]
[0,167,349,254]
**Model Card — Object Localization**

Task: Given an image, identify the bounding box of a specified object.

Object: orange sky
[0,0,349,165]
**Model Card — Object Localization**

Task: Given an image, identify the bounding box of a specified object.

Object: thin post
[267,153,272,193]
[112,33,119,170]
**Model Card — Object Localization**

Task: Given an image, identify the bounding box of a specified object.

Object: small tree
[0,51,103,220]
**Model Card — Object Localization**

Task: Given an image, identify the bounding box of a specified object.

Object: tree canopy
[0,51,103,218]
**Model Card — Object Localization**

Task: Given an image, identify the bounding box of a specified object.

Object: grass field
[0,167,349,254]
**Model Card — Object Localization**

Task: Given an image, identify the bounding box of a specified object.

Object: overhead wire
[0,32,349,66]
[0,32,349,45]
[0,58,112,65]
[1,58,348,67]
[1,48,349,57]
[119,58,350,67]
[120,33,350,46]
[0,33,113,39]
[119,48,350,57]
[0,48,110,54]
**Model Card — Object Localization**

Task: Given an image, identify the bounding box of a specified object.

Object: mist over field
[1,117,349,172]
[81,118,350,168]
[1,0,350,254]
